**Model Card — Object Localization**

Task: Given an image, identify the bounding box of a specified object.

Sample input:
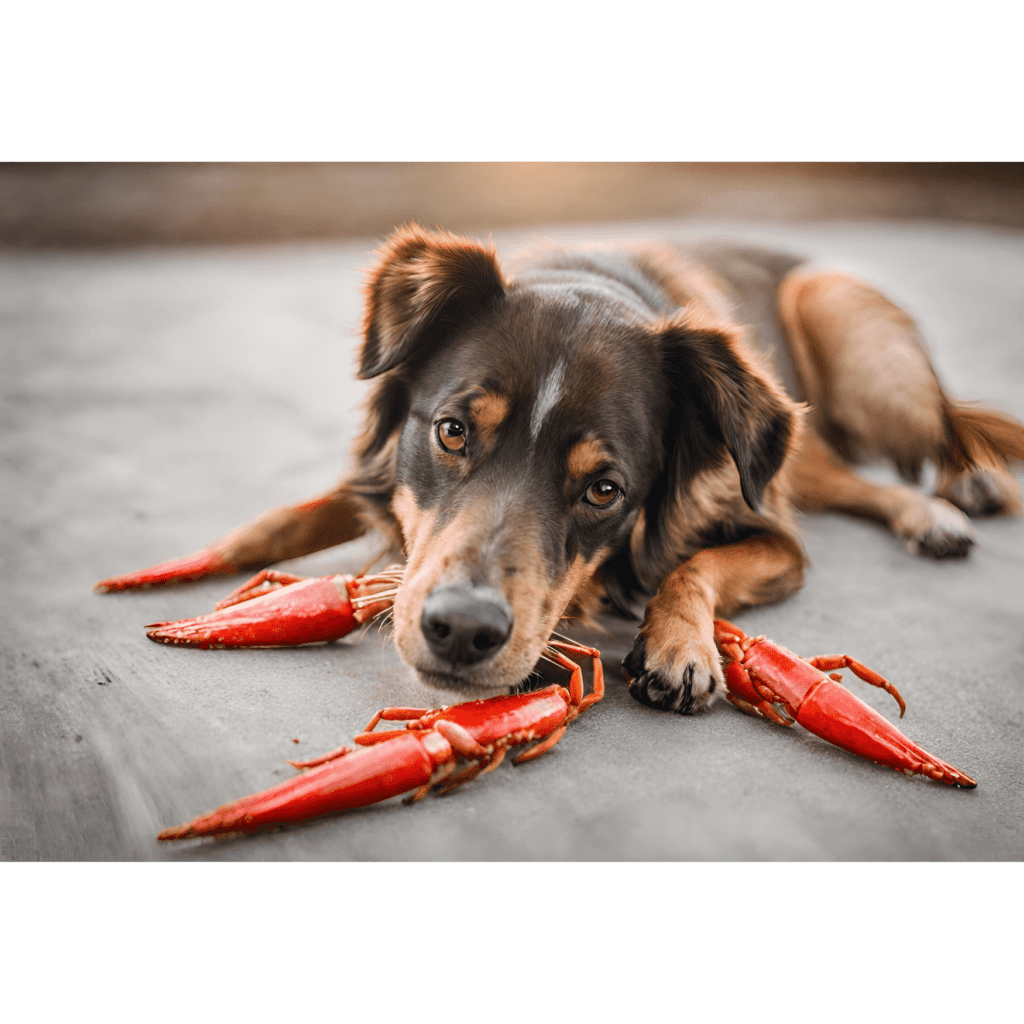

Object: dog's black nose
[420,585,513,665]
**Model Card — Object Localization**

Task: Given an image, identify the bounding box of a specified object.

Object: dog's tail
[942,398,1024,470]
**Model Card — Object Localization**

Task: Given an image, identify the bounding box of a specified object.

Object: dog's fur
[205,226,1024,713]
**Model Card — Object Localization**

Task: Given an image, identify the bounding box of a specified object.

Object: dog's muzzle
[420,584,514,666]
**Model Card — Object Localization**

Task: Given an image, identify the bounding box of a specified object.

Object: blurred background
[2,162,1023,247]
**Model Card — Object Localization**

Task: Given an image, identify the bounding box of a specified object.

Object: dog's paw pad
[622,633,721,714]
[897,496,976,560]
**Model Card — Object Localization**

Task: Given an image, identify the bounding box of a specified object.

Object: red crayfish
[143,567,403,648]
[157,635,603,840]
[714,619,977,787]
[100,553,978,806]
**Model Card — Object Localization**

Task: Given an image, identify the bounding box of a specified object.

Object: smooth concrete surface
[2,218,1022,861]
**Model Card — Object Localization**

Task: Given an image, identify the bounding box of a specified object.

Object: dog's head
[352,226,796,693]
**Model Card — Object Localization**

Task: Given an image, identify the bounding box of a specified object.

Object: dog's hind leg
[623,532,806,714]
[778,269,950,481]
[789,429,976,559]
[932,401,1024,516]
[94,483,369,591]
[778,269,1024,545]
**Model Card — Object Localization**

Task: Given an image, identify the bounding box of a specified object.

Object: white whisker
[549,630,580,645]
[351,587,399,606]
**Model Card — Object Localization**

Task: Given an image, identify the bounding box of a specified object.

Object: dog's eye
[436,418,467,453]
[584,479,621,507]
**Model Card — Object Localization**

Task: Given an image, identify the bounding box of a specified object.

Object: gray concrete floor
[2,218,1023,860]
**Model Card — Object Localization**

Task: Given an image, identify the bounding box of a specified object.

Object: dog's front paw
[622,625,724,715]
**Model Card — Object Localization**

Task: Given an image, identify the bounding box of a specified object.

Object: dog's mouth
[411,665,515,695]
[405,635,547,695]
[408,638,570,696]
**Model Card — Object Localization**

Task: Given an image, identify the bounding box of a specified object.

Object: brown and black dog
[113,225,1024,714]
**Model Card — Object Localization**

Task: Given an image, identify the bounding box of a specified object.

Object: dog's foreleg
[622,533,805,714]
[95,483,369,592]
[213,485,368,566]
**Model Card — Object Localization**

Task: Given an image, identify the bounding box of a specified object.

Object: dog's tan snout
[420,584,514,666]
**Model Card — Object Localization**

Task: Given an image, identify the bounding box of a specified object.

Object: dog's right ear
[657,309,798,513]
[358,225,507,379]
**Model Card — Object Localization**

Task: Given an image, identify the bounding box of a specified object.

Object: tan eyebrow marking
[567,438,610,479]
[469,390,511,444]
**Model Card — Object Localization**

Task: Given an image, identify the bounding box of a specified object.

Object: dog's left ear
[658,314,798,512]
[358,224,506,379]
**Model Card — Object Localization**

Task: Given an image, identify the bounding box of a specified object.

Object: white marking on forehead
[530,361,567,440]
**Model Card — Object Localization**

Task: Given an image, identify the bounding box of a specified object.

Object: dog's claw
[622,635,715,715]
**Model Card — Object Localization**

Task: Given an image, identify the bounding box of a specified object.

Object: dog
[115,224,1024,714]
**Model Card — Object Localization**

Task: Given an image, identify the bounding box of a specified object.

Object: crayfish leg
[543,647,584,705]
[287,744,352,769]
[363,707,432,732]
[512,725,567,765]
[404,760,457,804]
[806,655,907,718]
[403,783,434,805]
[436,748,507,796]
[354,729,415,746]
[725,693,795,727]
[545,637,605,709]
[214,570,306,610]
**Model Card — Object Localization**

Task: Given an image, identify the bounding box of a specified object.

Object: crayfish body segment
[714,620,977,788]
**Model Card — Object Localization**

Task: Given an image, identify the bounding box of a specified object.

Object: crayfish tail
[797,683,978,788]
[906,754,977,789]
